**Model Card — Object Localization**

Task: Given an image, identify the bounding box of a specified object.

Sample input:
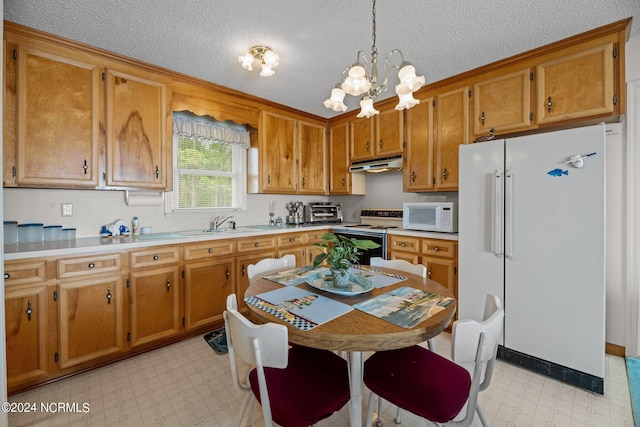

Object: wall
[330,172,458,222]
[2,188,328,237]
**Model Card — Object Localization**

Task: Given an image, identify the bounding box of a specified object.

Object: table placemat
[264,265,407,289]
[245,286,353,330]
[354,286,455,328]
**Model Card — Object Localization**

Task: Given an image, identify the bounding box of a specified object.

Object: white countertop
[3,224,332,260]
[387,229,459,241]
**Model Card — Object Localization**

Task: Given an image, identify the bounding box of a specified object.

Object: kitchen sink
[177,227,262,236]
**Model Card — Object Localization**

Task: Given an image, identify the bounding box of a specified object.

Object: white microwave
[403,202,458,233]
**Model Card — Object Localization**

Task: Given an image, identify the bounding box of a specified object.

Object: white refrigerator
[458,124,605,384]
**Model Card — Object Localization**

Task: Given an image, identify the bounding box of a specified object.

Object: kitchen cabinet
[536,40,617,125]
[350,107,403,162]
[277,232,307,267]
[3,25,172,191]
[388,235,421,264]
[404,94,434,192]
[55,252,128,369]
[57,274,126,369]
[328,121,365,195]
[236,250,278,313]
[297,120,327,194]
[7,41,101,188]
[183,239,235,330]
[472,68,532,137]
[255,110,327,194]
[104,67,171,189]
[305,230,328,267]
[434,85,469,191]
[129,246,181,347]
[4,259,49,391]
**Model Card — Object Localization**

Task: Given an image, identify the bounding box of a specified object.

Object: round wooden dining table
[245,266,457,427]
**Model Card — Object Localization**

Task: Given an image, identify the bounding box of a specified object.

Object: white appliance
[458,124,605,392]
[403,202,457,233]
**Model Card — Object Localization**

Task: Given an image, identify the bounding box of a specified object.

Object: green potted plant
[313,232,381,288]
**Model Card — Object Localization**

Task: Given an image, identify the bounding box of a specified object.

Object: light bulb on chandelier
[238,45,279,77]
[323,0,425,116]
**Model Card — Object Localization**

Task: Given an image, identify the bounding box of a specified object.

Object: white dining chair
[364,294,504,427]
[247,254,296,280]
[224,294,350,426]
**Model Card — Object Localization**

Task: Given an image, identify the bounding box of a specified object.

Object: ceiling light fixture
[238,45,279,77]
[323,0,425,117]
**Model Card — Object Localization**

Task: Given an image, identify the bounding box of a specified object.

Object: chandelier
[238,45,280,77]
[323,0,425,118]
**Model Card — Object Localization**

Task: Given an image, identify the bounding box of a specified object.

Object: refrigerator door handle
[505,170,514,259]
[494,169,504,256]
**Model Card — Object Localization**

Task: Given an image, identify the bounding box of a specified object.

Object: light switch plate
[61,203,73,217]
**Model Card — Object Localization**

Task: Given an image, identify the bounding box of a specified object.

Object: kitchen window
[167,111,249,214]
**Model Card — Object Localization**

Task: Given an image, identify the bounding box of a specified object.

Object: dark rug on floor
[204,328,228,355]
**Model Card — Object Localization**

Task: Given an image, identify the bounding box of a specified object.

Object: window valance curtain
[172,111,250,149]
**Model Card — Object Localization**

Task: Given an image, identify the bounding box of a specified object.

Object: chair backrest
[449,294,504,426]
[247,254,296,280]
[370,256,427,277]
[224,294,289,426]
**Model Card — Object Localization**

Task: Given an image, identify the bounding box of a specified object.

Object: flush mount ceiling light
[323,0,425,117]
[238,45,279,77]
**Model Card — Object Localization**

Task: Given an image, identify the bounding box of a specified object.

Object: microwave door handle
[494,169,504,256]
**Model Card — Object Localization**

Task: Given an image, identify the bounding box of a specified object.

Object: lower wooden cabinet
[235,250,277,312]
[129,266,181,347]
[57,274,126,369]
[5,283,48,388]
[184,257,234,330]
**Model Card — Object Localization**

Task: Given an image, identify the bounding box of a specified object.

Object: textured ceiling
[4,0,640,119]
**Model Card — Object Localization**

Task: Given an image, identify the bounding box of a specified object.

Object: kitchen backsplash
[3,172,457,238]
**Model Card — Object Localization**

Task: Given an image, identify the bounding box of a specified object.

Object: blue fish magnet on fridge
[547,168,569,177]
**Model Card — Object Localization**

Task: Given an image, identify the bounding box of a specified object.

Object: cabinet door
[260,111,297,192]
[236,250,277,312]
[424,257,456,298]
[375,108,403,157]
[129,266,181,347]
[184,257,234,330]
[536,42,615,125]
[404,95,434,191]
[105,68,169,189]
[473,69,532,136]
[5,284,48,388]
[58,275,125,369]
[435,86,469,190]
[278,246,306,267]
[389,251,420,264]
[350,116,374,161]
[298,121,327,194]
[4,40,18,187]
[329,122,351,194]
[15,44,100,187]
[306,245,325,267]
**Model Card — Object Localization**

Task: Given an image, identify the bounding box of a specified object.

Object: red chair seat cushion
[249,345,350,427]
[364,345,471,423]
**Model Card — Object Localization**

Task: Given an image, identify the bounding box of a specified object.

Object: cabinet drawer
[389,235,421,254]
[4,259,47,285]
[236,235,277,253]
[277,233,306,249]
[57,253,123,279]
[422,240,456,259]
[183,239,235,261]
[306,230,328,245]
[130,246,180,270]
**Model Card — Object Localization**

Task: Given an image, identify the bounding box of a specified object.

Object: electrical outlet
[61,203,73,217]
[269,200,276,212]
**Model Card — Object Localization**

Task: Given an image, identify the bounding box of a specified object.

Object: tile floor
[7,332,635,426]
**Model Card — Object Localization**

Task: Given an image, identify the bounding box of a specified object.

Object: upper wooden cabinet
[104,68,171,189]
[8,43,101,188]
[404,94,434,192]
[472,68,532,136]
[297,120,327,194]
[434,85,469,191]
[328,120,365,195]
[536,41,616,125]
[3,25,172,191]
[350,107,403,162]
[253,110,327,194]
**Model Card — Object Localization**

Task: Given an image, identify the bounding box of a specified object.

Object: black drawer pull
[153,255,159,261]
[88,263,95,269]
[4,273,9,280]
[208,248,213,253]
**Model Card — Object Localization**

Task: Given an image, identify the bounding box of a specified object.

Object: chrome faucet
[211,215,235,230]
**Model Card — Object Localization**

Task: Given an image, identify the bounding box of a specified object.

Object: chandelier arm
[385,49,406,69]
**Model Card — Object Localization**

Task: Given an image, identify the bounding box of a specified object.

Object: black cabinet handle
[106,288,112,304]
[26,300,32,321]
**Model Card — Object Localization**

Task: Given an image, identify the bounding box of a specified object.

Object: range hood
[349,155,403,173]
